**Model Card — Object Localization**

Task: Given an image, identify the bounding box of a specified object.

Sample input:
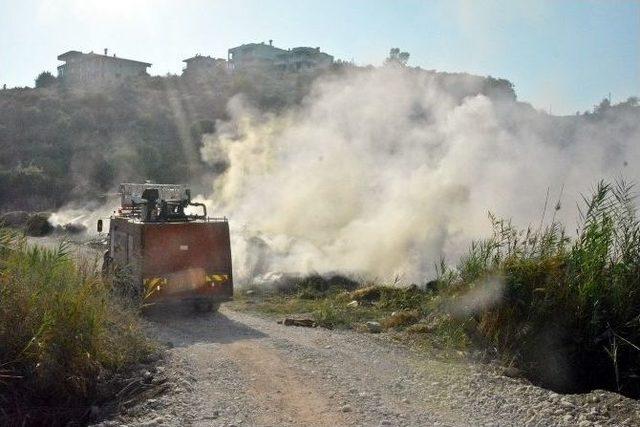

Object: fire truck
[99,183,232,311]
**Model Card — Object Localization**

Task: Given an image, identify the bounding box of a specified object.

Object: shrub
[24,212,53,236]
[0,227,153,424]
[447,181,640,397]
[35,71,56,89]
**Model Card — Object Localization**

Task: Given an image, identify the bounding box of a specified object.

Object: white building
[57,49,151,85]
[228,41,333,71]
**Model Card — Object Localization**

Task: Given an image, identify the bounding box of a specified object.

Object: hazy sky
[1,0,638,114]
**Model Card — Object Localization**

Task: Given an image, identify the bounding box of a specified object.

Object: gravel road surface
[99,306,640,427]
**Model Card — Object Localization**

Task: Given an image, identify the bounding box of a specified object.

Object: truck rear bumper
[147,294,232,304]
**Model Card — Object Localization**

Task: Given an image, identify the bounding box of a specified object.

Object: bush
[35,71,56,89]
[24,212,53,236]
[0,227,153,424]
[447,181,640,397]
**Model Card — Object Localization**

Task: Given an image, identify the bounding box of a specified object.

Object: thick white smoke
[199,67,639,285]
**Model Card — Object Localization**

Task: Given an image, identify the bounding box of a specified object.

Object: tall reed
[0,227,153,423]
[448,181,640,396]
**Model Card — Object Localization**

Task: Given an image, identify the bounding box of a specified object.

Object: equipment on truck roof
[117,182,208,222]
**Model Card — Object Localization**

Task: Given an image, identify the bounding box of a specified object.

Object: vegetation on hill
[236,181,640,398]
[0,228,154,424]
[0,56,518,211]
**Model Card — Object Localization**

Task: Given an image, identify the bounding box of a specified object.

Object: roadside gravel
[99,306,640,426]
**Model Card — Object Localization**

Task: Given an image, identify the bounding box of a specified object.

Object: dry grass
[0,227,154,424]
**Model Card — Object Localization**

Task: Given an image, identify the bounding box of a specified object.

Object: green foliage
[0,65,531,210]
[239,279,434,330]
[450,180,640,396]
[0,70,329,210]
[385,48,410,66]
[0,227,153,423]
[35,71,56,88]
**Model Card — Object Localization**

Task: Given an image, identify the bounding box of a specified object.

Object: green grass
[234,277,470,353]
[0,227,154,424]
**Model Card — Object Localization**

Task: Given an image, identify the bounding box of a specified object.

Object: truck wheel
[193,300,218,314]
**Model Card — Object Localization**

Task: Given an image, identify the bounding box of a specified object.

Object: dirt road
[103,306,640,427]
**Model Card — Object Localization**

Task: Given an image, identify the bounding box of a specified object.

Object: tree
[594,98,611,115]
[35,71,56,88]
[385,48,410,66]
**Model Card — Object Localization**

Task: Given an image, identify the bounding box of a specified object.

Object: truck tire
[192,299,219,314]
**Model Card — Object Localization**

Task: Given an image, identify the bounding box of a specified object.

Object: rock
[503,366,523,378]
[340,404,353,413]
[147,398,162,409]
[282,317,317,327]
[139,417,165,426]
[401,398,410,404]
[559,397,574,408]
[366,321,382,333]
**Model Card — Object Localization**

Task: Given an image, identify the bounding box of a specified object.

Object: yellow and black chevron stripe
[144,277,168,290]
[206,274,229,284]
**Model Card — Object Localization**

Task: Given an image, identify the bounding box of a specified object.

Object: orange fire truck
[99,183,232,311]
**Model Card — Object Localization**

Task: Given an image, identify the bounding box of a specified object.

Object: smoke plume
[200,67,639,284]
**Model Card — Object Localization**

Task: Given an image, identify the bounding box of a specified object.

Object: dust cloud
[199,66,639,285]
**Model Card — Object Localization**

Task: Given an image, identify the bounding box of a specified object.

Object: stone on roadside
[366,321,382,333]
[503,366,522,378]
[282,317,317,327]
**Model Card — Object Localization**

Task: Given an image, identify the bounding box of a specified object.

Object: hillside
[0,64,518,211]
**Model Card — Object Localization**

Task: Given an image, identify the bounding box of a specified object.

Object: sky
[1,0,638,115]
